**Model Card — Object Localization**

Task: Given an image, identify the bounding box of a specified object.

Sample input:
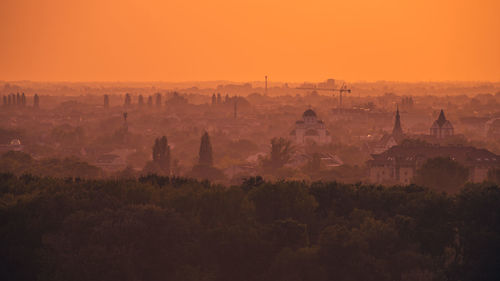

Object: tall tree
[147,95,153,107]
[199,132,213,166]
[269,137,293,170]
[33,94,39,109]
[212,93,216,105]
[103,94,109,109]
[152,136,171,174]
[124,93,131,106]
[138,95,144,106]
[21,93,26,106]
[155,93,162,107]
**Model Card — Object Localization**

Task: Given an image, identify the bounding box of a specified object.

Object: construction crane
[296,83,351,110]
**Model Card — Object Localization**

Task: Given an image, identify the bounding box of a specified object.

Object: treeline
[0,174,499,281]
[0,151,103,178]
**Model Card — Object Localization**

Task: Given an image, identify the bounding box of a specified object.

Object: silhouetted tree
[138,94,144,106]
[103,94,109,109]
[199,132,213,166]
[212,93,216,105]
[217,93,222,104]
[414,157,468,193]
[267,137,293,170]
[147,95,153,107]
[33,94,39,108]
[189,132,224,180]
[308,153,321,171]
[124,93,131,106]
[151,136,171,174]
[453,184,500,281]
[155,93,162,107]
[21,93,26,106]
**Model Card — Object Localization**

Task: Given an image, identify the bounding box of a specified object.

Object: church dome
[303,109,317,118]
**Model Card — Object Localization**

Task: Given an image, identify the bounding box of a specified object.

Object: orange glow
[0,0,499,82]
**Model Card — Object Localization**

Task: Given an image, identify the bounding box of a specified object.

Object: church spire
[392,105,403,137]
[436,109,447,127]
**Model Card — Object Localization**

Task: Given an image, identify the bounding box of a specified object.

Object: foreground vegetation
[1,174,499,281]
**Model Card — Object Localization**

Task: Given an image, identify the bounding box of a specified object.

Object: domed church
[290,109,331,144]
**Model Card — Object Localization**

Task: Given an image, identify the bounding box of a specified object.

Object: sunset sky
[0,0,499,82]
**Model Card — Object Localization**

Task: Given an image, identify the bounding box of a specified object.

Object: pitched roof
[370,144,499,166]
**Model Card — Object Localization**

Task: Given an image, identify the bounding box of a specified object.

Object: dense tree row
[2,93,39,108]
[0,174,498,281]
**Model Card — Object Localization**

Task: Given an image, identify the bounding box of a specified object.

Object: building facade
[368,144,499,184]
[290,109,331,145]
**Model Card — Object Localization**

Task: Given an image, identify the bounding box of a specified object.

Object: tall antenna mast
[265,75,268,96]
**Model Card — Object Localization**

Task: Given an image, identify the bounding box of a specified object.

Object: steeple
[436,109,447,127]
[392,105,403,137]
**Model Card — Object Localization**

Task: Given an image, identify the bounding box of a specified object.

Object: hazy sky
[0,0,499,82]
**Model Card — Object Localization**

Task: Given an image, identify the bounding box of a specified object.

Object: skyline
[1,0,499,82]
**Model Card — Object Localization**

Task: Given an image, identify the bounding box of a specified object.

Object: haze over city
[1,1,500,281]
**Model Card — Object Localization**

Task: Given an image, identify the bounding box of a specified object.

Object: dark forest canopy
[1,174,499,281]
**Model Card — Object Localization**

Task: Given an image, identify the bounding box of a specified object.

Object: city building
[290,109,331,144]
[368,144,500,184]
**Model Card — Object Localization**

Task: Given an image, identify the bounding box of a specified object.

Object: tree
[198,132,213,167]
[150,136,171,175]
[452,184,500,281]
[21,93,26,106]
[147,95,153,107]
[308,153,322,172]
[138,95,144,106]
[212,93,216,105]
[414,157,468,193]
[103,94,109,109]
[155,93,162,107]
[265,137,293,170]
[33,93,39,108]
[187,132,224,181]
[124,93,131,106]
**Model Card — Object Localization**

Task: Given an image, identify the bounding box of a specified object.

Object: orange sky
[0,0,499,82]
